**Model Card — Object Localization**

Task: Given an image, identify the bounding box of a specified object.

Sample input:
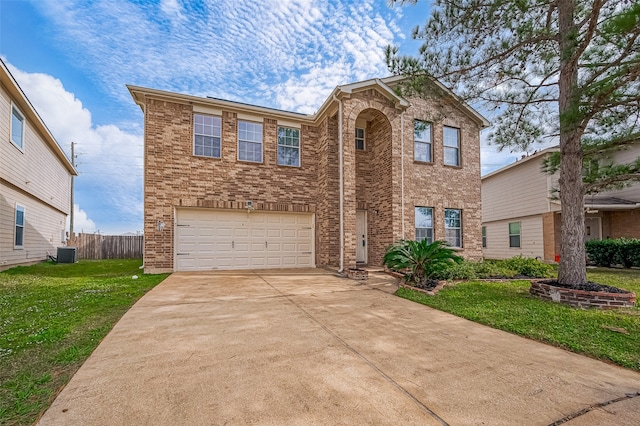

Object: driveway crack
[547,391,640,425]
[255,272,449,426]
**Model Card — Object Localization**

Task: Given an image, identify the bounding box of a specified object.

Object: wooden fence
[67,233,143,260]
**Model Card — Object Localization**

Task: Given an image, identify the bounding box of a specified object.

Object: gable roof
[129,75,490,129]
[482,146,559,181]
[0,59,76,175]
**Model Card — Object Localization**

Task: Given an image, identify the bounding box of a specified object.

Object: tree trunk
[557,0,587,286]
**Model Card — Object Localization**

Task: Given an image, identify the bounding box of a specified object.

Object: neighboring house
[128,76,489,273]
[482,145,640,261]
[0,59,76,270]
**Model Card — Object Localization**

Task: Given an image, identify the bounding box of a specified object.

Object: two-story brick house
[128,76,489,273]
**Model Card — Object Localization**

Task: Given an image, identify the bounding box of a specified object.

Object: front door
[356,210,367,264]
[585,217,601,242]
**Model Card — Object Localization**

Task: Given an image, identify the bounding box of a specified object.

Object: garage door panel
[176,209,313,271]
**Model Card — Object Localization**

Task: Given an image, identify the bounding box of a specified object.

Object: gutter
[333,94,344,273]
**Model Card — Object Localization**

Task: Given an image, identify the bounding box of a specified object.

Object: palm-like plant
[383,239,463,286]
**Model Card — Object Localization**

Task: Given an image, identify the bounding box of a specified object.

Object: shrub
[501,255,554,278]
[586,238,640,268]
[383,239,463,286]
[429,261,477,280]
[586,239,620,267]
[473,261,518,279]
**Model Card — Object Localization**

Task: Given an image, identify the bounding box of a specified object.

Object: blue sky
[1,0,524,235]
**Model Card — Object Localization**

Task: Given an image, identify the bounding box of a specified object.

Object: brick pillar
[342,115,357,269]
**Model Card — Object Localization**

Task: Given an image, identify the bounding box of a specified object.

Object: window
[15,205,24,248]
[355,128,365,150]
[482,226,487,248]
[443,126,460,166]
[278,127,300,167]
[509,222,521,248]
[194,114,221,158]
[238,121,263,162]
[444,208,462,248]
[10,105,25,150]
[414,120,432,162]
[415,207,433,243]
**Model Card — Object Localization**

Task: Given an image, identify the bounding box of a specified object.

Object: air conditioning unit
[57,247,77,263]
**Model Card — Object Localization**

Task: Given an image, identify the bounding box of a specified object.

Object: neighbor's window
[238,121,263,162]
[11,105,25,150]
[15,205,24,248]
[509,222,521,248]
[278,127,300,167]
[444,208,462,248]
[415,207,434,243]
[355,128,365,150]
[414,120,432,162]
[482,226,487,248]
[443,126,460,166]
[194,114,222,158]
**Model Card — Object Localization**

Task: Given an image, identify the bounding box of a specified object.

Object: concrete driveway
[39,269,640,425]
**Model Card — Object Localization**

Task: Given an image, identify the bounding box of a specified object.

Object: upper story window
[414,120,432,162]
[443,126,460,166]
[15,205,25,249]
[415,207,433,244]
[238,121,263,163]
[444,208,462,248]
[355,128,365,150]
[194,114,222,158]
[509,222,521,248]
[277,127,300,167]
[10,104,25,150]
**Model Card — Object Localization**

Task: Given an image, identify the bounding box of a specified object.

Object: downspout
[333,94,344,273]
[401,112,405,239]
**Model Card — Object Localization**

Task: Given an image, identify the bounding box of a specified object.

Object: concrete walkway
[38,269,640,425]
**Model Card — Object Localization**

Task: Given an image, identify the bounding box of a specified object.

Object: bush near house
[383,240,463,288]
[429,256,554,280]
[586,238,640,268]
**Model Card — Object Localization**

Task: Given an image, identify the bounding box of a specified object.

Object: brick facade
[131,78,486,273]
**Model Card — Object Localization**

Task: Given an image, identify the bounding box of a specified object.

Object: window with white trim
[238,121,263,162]
[415,207,433,243]
[15,205,25,248]
[277,127,300,167]
[11,104,25,150]
[444,208,462,248]
[194,114,221,158]
[509,222,521,248]
[414,120,432,162]
[355,128,365,150]
[443,126,460,166]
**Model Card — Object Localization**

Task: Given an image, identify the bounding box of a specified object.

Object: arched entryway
[353,108,394,266]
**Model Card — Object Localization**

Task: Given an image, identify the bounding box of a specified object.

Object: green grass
[0,259,168,425]
[397,267,640,371]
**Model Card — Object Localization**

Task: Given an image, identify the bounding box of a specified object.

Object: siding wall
[0,85,71,214]
[0,185,66,269]
[0,82,71,268]
[483,215,544,260]
[482,154,558,223]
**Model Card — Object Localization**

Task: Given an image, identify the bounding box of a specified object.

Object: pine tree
[387,0,640,286]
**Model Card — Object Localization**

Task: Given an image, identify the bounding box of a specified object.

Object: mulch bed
[538,279,631,294]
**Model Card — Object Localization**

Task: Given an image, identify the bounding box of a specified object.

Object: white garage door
[175,209,314,271]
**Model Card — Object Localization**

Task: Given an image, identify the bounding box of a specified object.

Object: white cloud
[67,204,97,234]
[30,0,402,113]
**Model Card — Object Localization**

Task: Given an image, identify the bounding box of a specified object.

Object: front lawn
[0,260,168,425]
[397,267,640,371]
